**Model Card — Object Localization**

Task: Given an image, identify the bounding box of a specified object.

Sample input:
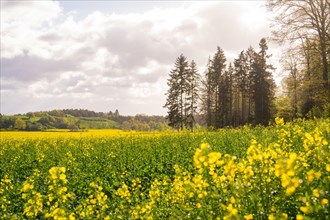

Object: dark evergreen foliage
[197,40,275,128]
[164,54,199,130]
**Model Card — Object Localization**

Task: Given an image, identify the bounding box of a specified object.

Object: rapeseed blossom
[0,118,329,218]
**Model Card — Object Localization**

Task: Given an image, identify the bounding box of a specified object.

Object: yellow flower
[306,170,315,182]
[268,214,275,220]
[300,206,309,214]
[69,213,75,220]
[49,167,58,179]
[59,167,66,173]
[292,178,300,187]
[227,204,238,215]
[321,199,328,206]
[312,189,319,198]
[196,203,201,208]
[275,117,284,125]
[90,199,96,204]
[296,215,304,220]
[315,171,321,179]
[244,214,253,220]
[200,143,209,150]
[197,193,204,199]
[326,164,330,172]
[208,152,221,164]
[286,186,296,196]
[305,133,314,142]
[48,193,54,202]
[22,183,33,192]
[59,174,66,180]
[199,156,206,163]
[281,174,290,188]
[216,160,225,166]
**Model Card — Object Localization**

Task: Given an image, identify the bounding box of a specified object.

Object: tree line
[164,38,275,130]
[0,109,169,131]
[165,0,330,130]
[267,0,330,120]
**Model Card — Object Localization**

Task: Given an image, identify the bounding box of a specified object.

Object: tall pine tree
[165,54,200,130]
[200,57,215,128]
[185,60,199,130]
[234,50,249,125]
[164,54,189,130]
[211,47,227,128]
[201,48,227,129]
[250,38,276,125]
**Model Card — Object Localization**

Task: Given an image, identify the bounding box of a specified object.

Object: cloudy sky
[1,0,281,116]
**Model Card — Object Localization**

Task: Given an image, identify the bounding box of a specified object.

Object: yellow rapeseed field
[0,129,171,140]
[0,118,329,219]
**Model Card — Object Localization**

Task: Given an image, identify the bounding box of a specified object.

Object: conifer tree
[185,60,199,130]
[211,47,227,128]
[200,58,215,128]
[234,50,249,125]
[250,38,276,125]
[245,46,257,123]
[201,48,227,129]
[164,54,189,130]
[222,63,233,126]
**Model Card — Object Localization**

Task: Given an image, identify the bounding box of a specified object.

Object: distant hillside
[0,109,169,131]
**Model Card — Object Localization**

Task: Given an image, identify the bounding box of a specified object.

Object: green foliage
[267,0,330,119]
[78,118,119,129]
[0,109,168,131]
[275,96,295,121]
[14,118,26,130]
[198,39,275,128]
[0,115,15,130]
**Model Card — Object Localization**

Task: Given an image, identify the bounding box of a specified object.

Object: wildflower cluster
[21,169,43,218]
[274,152,301,196]
[75,182,109,218]
[0,175,14,218]
[45,167,75,219]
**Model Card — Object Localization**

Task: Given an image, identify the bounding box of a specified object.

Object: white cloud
[1,1,62,26]
[1,0,62,59]
[1,1,278,115]
[238,2,270,31]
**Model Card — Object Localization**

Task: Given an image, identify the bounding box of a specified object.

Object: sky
[1,0,282,116]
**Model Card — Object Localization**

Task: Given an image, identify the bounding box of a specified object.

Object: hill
[0,109,169,131]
